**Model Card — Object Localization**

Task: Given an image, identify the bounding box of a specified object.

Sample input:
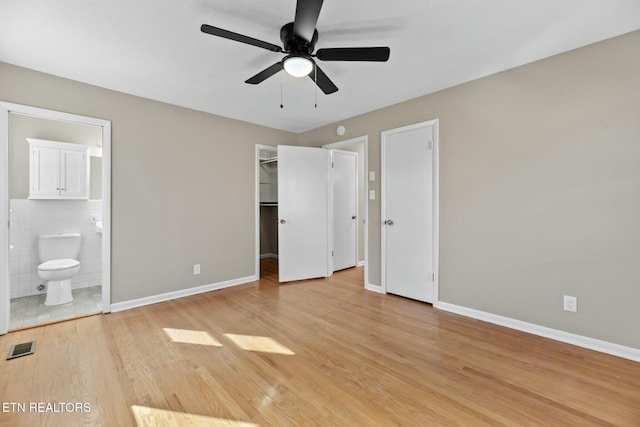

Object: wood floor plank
[1,259,638,426]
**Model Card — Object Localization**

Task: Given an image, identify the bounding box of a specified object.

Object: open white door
[278,145,331,282]
[382,121,437,303]
[332,150,357,271]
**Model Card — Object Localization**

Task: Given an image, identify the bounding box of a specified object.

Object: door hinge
[428,140,433,150]
[332,250,334,257]
[432,272,435,282]
[331,161,334,168]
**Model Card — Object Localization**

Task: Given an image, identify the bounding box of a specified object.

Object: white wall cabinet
[28,138,89,199]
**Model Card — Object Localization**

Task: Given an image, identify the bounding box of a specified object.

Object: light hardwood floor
[1,259,638,426]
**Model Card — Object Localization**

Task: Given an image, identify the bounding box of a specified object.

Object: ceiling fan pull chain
[314,63,318,108]
[280,68,284,109]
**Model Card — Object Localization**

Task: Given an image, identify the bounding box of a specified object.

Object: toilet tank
[38,233,82,262]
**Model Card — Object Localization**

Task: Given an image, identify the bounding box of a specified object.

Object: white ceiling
[1,1,639,133]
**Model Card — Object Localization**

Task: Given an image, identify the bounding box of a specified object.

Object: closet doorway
[255,144,331,283]
[255,137,369,287]
[256,145,279,273]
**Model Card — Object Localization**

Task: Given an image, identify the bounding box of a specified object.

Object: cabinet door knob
[280,219,286,224]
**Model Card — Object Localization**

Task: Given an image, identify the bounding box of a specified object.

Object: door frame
[323,136,369,289]
[381,120,439,304]
[0,101,112,334]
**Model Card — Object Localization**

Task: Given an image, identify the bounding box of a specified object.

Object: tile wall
[9,199,102,298]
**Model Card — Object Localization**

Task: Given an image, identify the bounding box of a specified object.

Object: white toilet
[37,233,82,306]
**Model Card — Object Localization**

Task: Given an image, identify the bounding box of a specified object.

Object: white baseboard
[434,301,640,363]
[111,275,257,313]
[365,283,384,294]
[357,260,366,267]
[260,253,278,259]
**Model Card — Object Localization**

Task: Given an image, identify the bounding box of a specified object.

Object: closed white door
[382,121,436,303]
[278,145,331,282]
[332,150,357,271]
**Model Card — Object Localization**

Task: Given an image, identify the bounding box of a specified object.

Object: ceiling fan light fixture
[283,56,313,77]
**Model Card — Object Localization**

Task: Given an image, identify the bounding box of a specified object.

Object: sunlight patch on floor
[132,405,259,427]
[223,333,295,355]
[163,328,223,347]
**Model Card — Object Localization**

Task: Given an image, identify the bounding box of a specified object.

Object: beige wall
[1,62,297,303]
[298,30,640,349]
[9,113,102,199]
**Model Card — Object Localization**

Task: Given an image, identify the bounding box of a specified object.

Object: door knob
[280,219,286,224]
[385,219,394,226]
[351,215,357,219]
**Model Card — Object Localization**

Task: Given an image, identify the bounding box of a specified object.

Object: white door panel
[32,146,60,196]
[278,145,330,282]
[332,150,357,271]
[382,122,435,303]
[61,149,86,197]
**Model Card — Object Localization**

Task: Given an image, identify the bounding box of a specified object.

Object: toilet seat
[38,259,80,271]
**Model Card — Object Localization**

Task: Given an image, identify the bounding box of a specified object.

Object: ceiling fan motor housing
[280,22,318,55]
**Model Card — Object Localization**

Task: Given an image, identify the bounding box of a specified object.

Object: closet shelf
[259,157,278,165]
[260,202,278,207]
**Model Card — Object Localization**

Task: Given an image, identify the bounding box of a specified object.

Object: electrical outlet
[563,295,577,312]
[193,264,201,275]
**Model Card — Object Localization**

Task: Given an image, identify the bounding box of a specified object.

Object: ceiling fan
[201,0,390,94]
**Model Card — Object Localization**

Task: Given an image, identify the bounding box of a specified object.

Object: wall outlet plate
[563,295,577,312]
[193,264,201,275]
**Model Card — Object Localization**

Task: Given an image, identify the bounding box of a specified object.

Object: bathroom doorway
[0,102,111,334]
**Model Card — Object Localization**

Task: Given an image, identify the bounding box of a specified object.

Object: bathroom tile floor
[9,286,102,330]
